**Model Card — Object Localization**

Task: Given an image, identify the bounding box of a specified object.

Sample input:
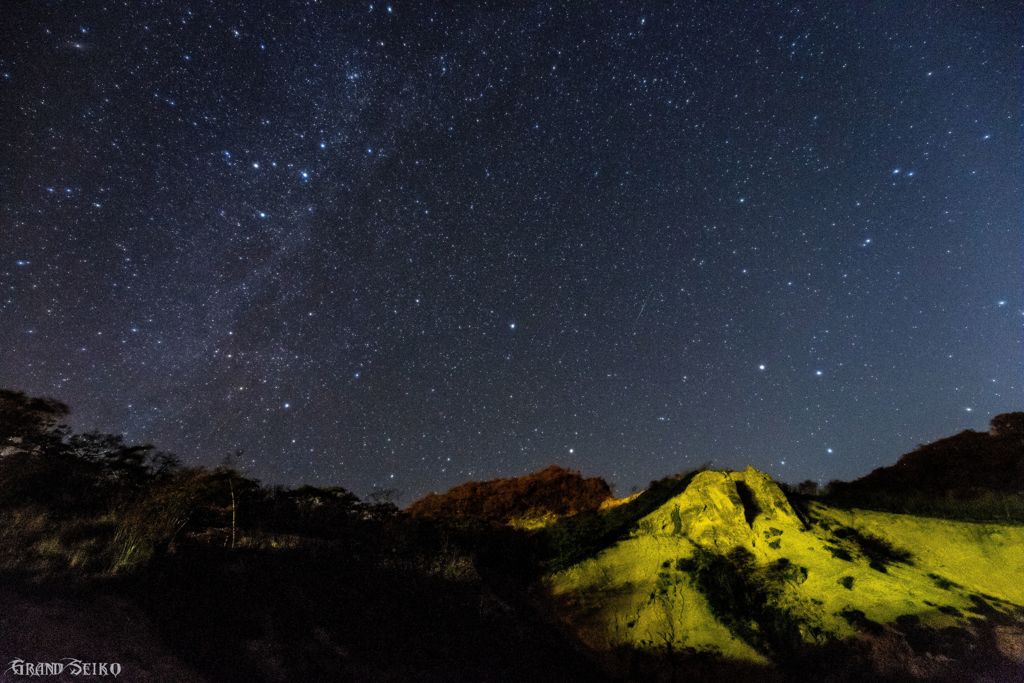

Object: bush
[112,468,233,571]
[677,547,807,660]
[990,412,1024,438]
[831,525,912,572]
[542,469,706,572]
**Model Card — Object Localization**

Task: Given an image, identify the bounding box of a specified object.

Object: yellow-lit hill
[5,384,1023,681]
[546,467,1024,679]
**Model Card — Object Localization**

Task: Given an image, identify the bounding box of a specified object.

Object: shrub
[989,412,1024,438]
[112,468,228,571]
[542,468,706,571]
[837,608,883,635]
[678,547,807,660]
[834,526,912,572]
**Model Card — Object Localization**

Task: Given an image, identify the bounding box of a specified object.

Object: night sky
[2,2,1020,500]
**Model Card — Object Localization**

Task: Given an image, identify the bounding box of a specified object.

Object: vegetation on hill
[548,467,1024,681]
[1,387,1022,681]
[541,468,706,571]
[0,389,602,681]
[822,412,1024,521]
[407,464,611,525]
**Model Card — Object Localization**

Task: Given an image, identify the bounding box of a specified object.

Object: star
[1,0,1013,501]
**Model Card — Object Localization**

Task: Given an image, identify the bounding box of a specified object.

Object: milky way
[2,2,1020,499]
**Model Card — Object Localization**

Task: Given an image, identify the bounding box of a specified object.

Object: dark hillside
[407,465,612,525]
[0,389,605,682]
[3,388,1023,681]
[825,413,1024,520]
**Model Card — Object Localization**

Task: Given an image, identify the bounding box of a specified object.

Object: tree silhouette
[0,389,69,453]
[990,412,1024,438]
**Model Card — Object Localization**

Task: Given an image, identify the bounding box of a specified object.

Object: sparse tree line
[0,389,399,575]
[0,388,608,682]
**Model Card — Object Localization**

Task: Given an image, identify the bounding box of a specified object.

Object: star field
[2,2,1020,499]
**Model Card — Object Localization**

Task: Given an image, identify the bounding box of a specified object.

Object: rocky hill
[4,386,1022,681]
[407,464,611,525]
[546,467,1024,680]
